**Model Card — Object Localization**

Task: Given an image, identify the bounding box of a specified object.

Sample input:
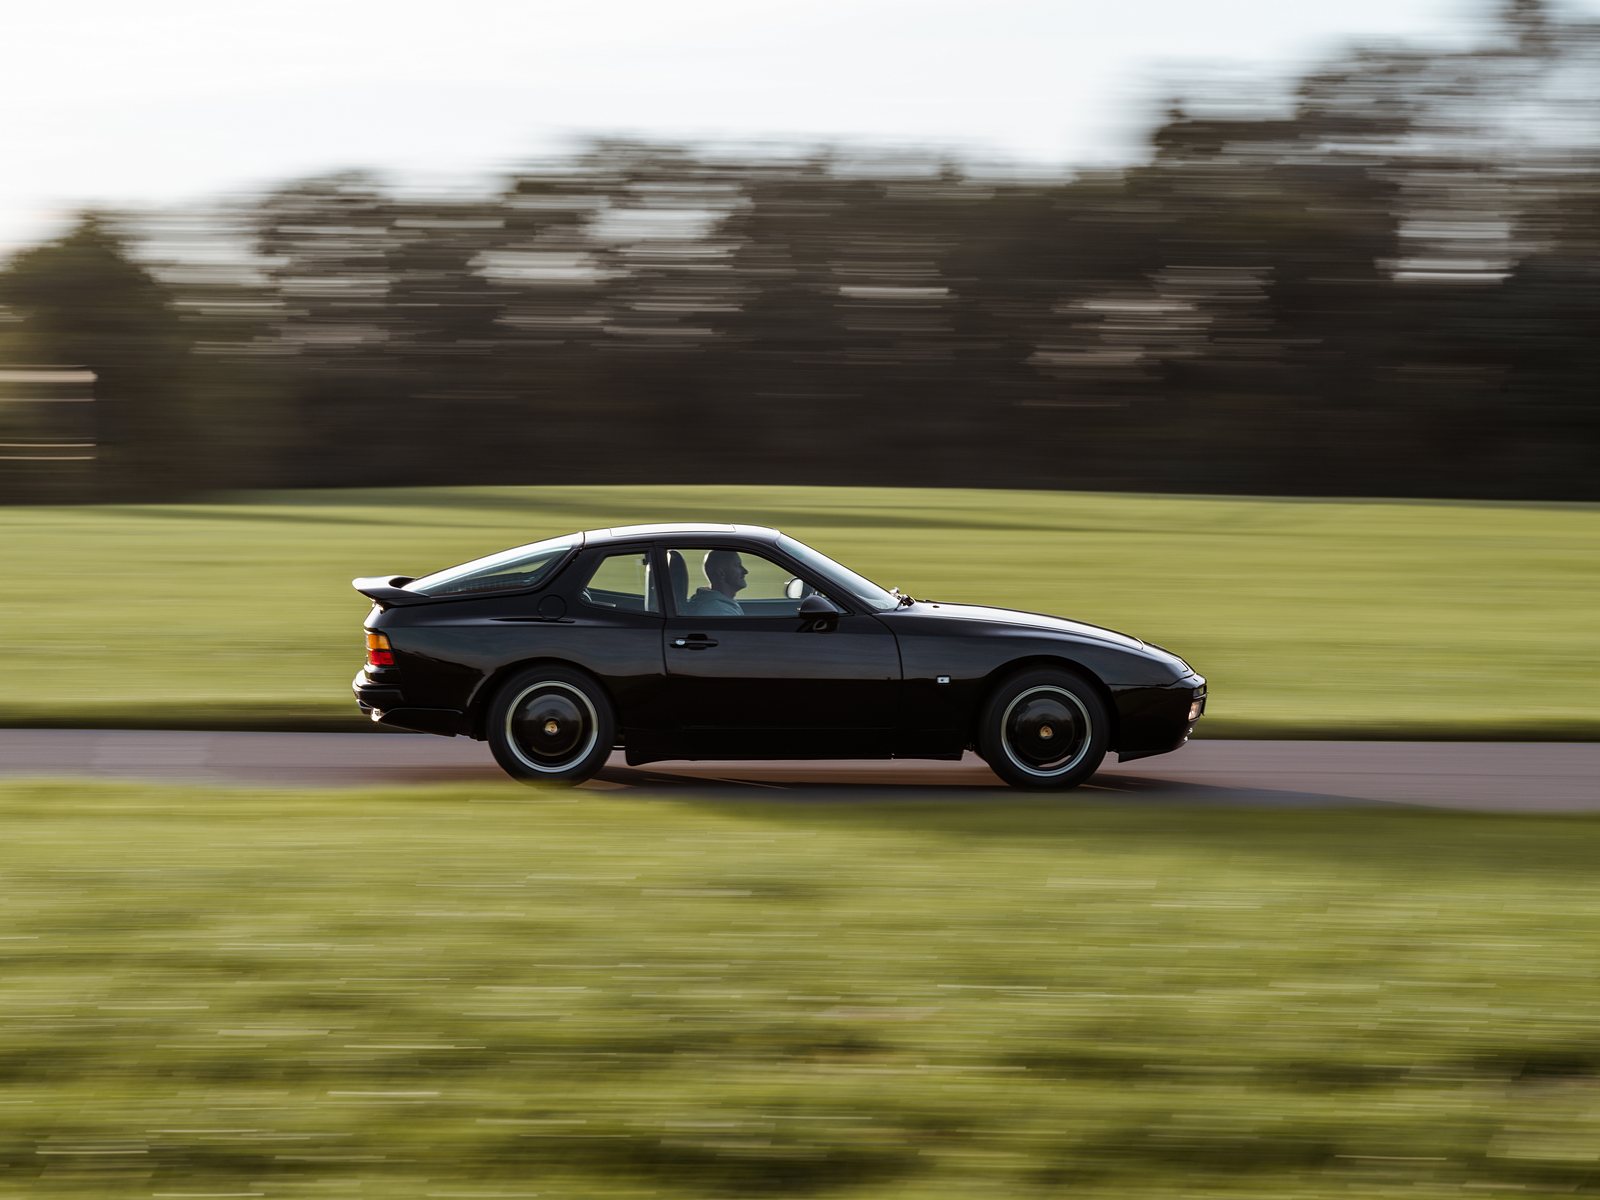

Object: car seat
[667,550,689,610]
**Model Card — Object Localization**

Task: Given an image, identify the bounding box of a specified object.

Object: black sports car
[352,524,1205,788]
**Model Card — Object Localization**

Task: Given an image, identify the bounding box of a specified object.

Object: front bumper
[1115,672,1206,763]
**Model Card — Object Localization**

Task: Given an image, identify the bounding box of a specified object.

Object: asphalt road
[1,730,1596,810]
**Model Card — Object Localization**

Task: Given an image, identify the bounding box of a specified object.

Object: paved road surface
[0,731,1595,810]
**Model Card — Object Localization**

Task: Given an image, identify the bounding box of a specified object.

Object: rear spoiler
[353,575,429,609]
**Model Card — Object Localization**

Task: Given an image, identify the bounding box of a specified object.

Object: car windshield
[406,534,578,597]
[777,535,899,613]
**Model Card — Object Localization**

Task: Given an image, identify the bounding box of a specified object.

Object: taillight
[366,631,395,668]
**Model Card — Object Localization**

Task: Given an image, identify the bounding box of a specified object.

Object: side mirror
[797,592,844,630]
[798,593,844,617]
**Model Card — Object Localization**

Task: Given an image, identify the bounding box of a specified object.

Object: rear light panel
[366,631,395,668]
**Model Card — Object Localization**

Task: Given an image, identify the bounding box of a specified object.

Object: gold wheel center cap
[544,720,560,735]
[1040,725,1054,740]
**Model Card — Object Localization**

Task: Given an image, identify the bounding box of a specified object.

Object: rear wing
[352,575,430,609]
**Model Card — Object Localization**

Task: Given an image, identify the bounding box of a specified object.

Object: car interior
[577,547,816,617]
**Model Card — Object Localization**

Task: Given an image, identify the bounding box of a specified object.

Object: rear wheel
[978,668,1109,790]
[486,666,615,785]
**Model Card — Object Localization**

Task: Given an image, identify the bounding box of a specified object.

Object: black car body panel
[352,523,1205,767]
[875,603,1202,761]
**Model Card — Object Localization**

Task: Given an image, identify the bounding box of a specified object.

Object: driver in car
[684,550,748,615]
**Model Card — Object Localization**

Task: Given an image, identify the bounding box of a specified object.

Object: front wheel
[486,666,616,785]
[978,669,1109,790]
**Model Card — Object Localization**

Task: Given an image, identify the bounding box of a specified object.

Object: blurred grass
[3,779,1600,1197]
[1,484,1596,735]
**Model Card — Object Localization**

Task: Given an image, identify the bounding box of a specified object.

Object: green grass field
[3,780,1599,1198]
[3,485,1596,736]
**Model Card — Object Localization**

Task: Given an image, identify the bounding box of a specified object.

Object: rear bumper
[353,670,467,737]
[353,669,403,713]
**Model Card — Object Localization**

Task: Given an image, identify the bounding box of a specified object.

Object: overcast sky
[3,0,1588,255]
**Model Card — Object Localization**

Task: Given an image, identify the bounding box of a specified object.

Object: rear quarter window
[579,550,659,614]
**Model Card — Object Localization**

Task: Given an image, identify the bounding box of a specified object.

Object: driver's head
[704,550,748,597]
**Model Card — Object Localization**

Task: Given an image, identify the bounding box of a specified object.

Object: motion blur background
[3,0,1598,503]
[7,7,1600,1199]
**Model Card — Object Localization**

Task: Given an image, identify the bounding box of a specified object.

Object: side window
[666,546,810,618]
[580,551,659,614]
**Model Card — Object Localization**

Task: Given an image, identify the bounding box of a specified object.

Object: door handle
[672,636,718,649]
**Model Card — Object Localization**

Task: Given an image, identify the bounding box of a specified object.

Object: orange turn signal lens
[366,631,394,668]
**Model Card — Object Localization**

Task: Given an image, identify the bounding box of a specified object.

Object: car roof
[581,523,783,546]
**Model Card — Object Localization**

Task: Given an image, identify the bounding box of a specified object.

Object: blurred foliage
[5,780,1600,1197]
[1,484,1595,736]
[2,2,1599,501]
[0,218,195,500]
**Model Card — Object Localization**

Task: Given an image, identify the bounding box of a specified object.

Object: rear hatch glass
[405,534,578,598]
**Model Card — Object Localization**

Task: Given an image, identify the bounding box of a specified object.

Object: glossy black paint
[352,523,1205,766]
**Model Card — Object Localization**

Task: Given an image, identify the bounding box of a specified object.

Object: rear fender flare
[469,658,614,742]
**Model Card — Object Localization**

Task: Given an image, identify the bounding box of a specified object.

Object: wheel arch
[468,657,616,742]
[973,655,1119,750]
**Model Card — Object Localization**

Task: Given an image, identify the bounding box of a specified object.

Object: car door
[657,542,901,759]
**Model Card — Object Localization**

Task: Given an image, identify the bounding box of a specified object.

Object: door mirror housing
[798,593,844,618]
[797,593,844,629]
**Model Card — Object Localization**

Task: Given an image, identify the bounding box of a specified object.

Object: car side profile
[352,524,1206,788]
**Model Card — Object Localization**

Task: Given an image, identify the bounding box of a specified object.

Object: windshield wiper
[890,587,915,608]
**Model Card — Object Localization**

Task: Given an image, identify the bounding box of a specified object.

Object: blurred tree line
[2,0,1596,503]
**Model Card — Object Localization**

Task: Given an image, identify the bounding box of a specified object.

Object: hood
[912,602,1145,650]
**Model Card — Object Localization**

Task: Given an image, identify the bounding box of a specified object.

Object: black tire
[486,665,616,786]
[977,668,1109,790]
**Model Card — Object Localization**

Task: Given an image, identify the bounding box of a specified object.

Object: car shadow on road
[589,763,1371,808]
